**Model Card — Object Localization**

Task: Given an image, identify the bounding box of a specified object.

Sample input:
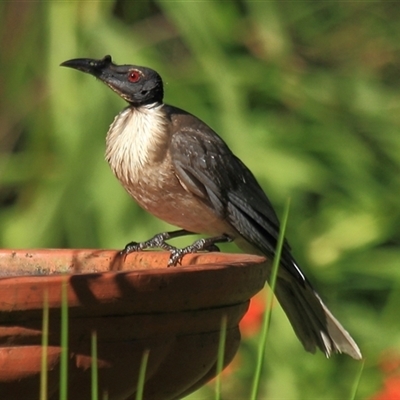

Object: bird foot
[167,235,232,267]
[120,230,187,257]
[120,231,232,267]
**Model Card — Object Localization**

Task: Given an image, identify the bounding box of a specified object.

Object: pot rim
[0,249,268,316]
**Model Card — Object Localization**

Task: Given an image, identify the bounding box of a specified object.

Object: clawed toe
[120,232,231,266]
[168,249,185,267]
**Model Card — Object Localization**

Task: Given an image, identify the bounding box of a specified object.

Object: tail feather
[235,238,361,359]
[274,274,362,360]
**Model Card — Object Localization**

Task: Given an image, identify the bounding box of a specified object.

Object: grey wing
[169,121,364,359]
[170,125,304,282]
[170,127,363,359]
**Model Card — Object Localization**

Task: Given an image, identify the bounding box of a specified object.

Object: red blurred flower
[239,290,270,337]
[370,375,400,400]
[370,349,400,400]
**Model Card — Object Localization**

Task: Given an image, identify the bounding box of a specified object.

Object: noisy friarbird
[61,55,362,360]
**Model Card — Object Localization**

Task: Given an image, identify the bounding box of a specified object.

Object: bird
[61,55,362,360]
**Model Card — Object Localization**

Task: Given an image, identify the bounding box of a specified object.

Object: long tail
[274,266,362,359]
[226,198,362,359]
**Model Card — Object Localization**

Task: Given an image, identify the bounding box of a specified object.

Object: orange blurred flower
[239,290,271,337]
[370,349,400,400]
[370,376,400,400]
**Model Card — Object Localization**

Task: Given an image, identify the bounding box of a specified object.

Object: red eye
[128,70,141,83]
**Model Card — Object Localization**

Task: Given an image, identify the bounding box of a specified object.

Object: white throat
[105,103,169,184]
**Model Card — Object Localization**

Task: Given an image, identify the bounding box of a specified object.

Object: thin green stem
[136,350,150,400]
[349,359,365,400]
[40,290,49,400]
[91,331,98,400]
[59,276,68,400]
[250,198,291,400]
[215,314,228,400]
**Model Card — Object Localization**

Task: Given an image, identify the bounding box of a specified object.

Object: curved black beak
[60,55,113,77]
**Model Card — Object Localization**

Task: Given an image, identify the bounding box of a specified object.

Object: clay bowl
[0,249,267,400]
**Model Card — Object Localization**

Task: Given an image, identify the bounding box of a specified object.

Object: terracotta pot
[0,249,267,400]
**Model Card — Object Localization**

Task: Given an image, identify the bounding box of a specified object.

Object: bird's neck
[105,102,169,184]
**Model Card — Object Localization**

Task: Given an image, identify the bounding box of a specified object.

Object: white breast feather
[105,103,169,184]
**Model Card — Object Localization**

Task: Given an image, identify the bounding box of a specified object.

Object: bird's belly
[121,168,233,237]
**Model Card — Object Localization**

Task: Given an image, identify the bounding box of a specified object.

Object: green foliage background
[1,1,400,399]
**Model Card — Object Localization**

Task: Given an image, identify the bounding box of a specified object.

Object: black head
[60,55,164,106]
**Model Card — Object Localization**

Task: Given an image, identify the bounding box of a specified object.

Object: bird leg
[120,230,232,266]
[168,235,233,267]
[120,229,195,258]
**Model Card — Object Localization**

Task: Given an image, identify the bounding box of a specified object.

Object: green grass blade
[349,359,365,400]
[136,350,150,400]
[215,314,228,400]
[40,290,49,400]
[250,198,291,400]
[60,276,68,400]
[91,331,99,400]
